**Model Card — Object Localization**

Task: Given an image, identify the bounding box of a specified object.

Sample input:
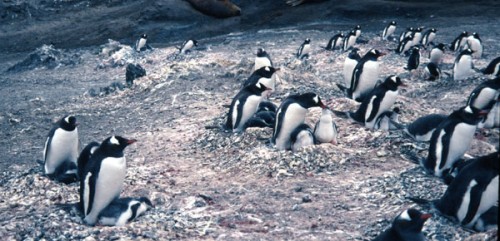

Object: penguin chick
[98,197,153,226]
[290,123,315,152]
[313,108,338,144]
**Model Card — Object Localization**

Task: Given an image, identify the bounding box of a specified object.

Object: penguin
[135,34,148,52]
[397,34,414,56]
[373,107,400,131]
[43,115,79,184]
[242,66,278,94]
[411,27,424,46]
[399,27,414,43]
[342,47,361,89]
[423,106,486,177]
[349,49,386,102]
[453,48,474,81]
[226,82,271,133]
[290,123,315,152]
[405,47,420,72]
[179,39,198,54]
[372,208,431,241]
[434,152,499,231]
[405,114,447,142]
[382,21,397,41]
[272,93,326,150]
[98,197,153,226]
[253,48,273,71]
[353,25,362,38]
[80,135,137,226]
[297,38,311,59]
[450,31,469,52]
[466,32,483,59]
[258,100,278,113]
[342,30,357,52]
[423,63,442,81]
[313,108,338,144]
[482,56,500,76]
[466,77,500,111]
[429,43,446,65]
[348,75,404,129]
[421,28,437,48]
[325,32,344,51]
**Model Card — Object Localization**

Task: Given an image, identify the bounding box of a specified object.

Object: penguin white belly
[425,32,436,45]
[301,45,310,58]
[469,39,482,58]
[347,37,356,49]
[383,26,395,40]
[465,176,499,228]
[365,90,398,129]
[402,41,413,54]
[472,88,498,110]
[44,129,79,174]
[181,41,194,54]
[315,121,335,143]
[430,50,443,64]
[334,38,343,49]
[115,207,134,226]
[235,95,262,132]
[454,56,472,80]
[353,61,379,100]
[292,131,314,152]
[136,38,146,51]
[254,57,272,71]
[343,58,358,88]
[412,33,422,46]
[457,180,478,223]
[493,63,500,76]
[275,104,307,150]
[444,123,476,171]
[84,157,126,225]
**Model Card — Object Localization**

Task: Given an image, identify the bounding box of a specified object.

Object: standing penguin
[453,48,474,81]
[423,63,442,81]
[405,47,420,72]
[411,27,424,46]
[313,108,338,144]
[226,82,271,133]
[372,208,431,241]
[98,197,153,226]
[325,32,344,51]
[272,93,326,150]
[297,38,311,59]
[349,49,386,102]
[421,28,437,48]
[434,152,499,231]
[179,39,198,54]
[353,25,362,38]
[135,34,148,52]
[399,27,414,43]
[466,32,483,59]
[397,35,414,56]
[404,114,447,142]
[343,47,361,89]
[80,135,137,226]
[466,77,500,111]
[423,106,486,177]
[450,31,469,52]
[343,30,357,52]
[253,48,273,71]
[482,56,500,76]
[382,21,397,41]
[43,115,79,184]
[429,43,446,65]
[243,66,278,93]
[290,123,315,152]
[348,75,404,129]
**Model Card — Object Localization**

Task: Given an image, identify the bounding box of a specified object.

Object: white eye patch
[110,136,119,145]
[399,210,411,221]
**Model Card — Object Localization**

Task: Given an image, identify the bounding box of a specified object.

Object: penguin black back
[406,47,420,71]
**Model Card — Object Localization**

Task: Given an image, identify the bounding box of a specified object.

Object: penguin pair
[372,208,431,241]
[272,93,326,150]
[482,56,500,77]
[226,82,272,133]
[453,48,474,81]
[244,101,278,129]
[382,21,397,41]
[135,34,152,52]
[421,28,437,48]
[98,197,153,226]
[347,75,404,129]
[450,31,469,52]
[397,35,414,56]
[399,27,414,43]
[179,39,198,54]
[253,48,273,71]
[43,115,79,184]
[296,38,311,59]
[325,32,344,51]
[80,135,137,226]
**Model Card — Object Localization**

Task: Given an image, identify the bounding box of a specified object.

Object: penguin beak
[319,101,327,109]
[420,213,432,221]
[127,139,137,145]
[275,67,281,71]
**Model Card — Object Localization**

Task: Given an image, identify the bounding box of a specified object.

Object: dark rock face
[7,44,80,72]
[126,63,146,87]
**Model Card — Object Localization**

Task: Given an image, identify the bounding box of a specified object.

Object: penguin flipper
[461,184,486,226]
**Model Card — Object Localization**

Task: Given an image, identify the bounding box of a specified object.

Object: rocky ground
[0,1,499,240]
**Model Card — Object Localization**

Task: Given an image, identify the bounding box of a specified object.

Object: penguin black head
[255,66,278,78]
[140,34,147,39]
[297,92,326,109]
[461,48,474,55]
[393,209,432,234]
[256,48,267,57]
[348,47,361,59]
[353,25,361,30]
[411,46,420,53]
[192,39,199,46]
[304,38,311,44]
[471,32,481,40]
[454,106,488,124]
[138,196,154,208]
[339,32,345,37]
[461,31,468,36]
[430,28,437,33]
[247,82,272,94]
[366,49,386,59]
[415,27,423,32]
[390,21,397,25]
[59,115,78,131]
[406,27,414,32]
[101,136,137,155]
[383,75,404,90]
[436,43,447,51]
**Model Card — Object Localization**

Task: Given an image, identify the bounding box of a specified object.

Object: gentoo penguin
[397,35,414,56]
[297,38,311,59]
[405,114,447,142]
[411,27,424,46]
[372,208,431,241]
[179,39,198,54]
[98,197,153,226]
[242,66,278,93]
[429,43,446,65]
[399,27,414,43]
[313,108,338,144]
[482,56,500,76]
[81,135,137,226]
[253,48,273,71]
[421,28,437,48]
[453,48,474,81]
[434,152,499,231]
[226,82,271,133]
[373,107,400,131]
[382,21,397,41]
[272,93,326,150]
[450,31,469,52]
[466,77,500,111]
[349,49,386,102]
[343,30,357,52]
[423,106,486,177]
[325,32,344,51]
[405,47,420,71]
[423,63,442,81]
[342,47,361,89]
[353,25,362,38]
[466,32,483,59]
[290,123,315,152]
[348,75,404,129]
[43,115,79,184]
[135,34,148,52]
[77,141,100,212]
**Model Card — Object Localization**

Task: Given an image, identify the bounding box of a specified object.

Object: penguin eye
[110,136,120,145]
